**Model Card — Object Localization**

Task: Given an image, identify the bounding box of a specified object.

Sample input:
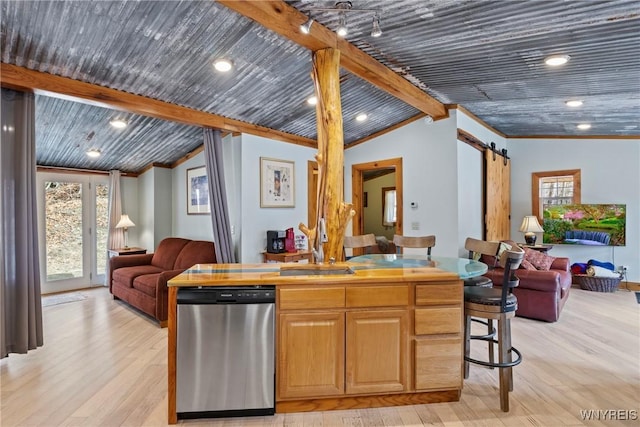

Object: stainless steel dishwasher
[176,286,275,420]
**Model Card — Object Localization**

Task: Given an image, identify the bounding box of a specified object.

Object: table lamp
[519,215,544,245]
[115,214,136,249]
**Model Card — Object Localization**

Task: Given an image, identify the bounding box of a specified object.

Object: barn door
[485,150,510,241]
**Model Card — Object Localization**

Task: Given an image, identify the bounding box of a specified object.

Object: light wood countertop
[167,262,462,287]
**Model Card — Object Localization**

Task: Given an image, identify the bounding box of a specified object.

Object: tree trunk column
[309,48,353,262]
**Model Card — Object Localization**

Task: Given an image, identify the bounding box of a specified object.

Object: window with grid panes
[540,176,574,213]
[532,170,581,220]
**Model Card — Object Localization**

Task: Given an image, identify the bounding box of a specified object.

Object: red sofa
[482,252,571,322]
[109,237,216,327]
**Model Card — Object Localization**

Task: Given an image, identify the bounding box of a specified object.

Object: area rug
[41,292,88,307]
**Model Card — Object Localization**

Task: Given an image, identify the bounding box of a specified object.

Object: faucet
[313,218,329,264]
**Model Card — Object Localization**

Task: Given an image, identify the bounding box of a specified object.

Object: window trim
[532,169,581,221]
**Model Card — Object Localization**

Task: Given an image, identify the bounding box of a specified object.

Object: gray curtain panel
[203,129,236,263]
[0,89,44,358]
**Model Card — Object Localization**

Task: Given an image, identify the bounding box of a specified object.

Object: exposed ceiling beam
[218,0,448,120]
[0,63,316,148]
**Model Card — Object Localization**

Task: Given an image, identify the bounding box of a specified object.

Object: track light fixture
[301,1,383,38]
[337,12,348,37]
[300,16,313,34]
[371,14,382,37]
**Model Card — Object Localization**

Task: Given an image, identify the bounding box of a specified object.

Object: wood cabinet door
[345,310,409,395]
[278,312,345,399]
[415,337,462,390]
[485,149,511,241]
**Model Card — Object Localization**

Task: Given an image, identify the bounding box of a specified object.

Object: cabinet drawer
[346,285,409,308]
[415,337,462,390]
[415,284,462,306]
[415,307,461,335]
[279,287,345,310]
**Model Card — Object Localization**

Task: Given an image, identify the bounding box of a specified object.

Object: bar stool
[463,237,500,372]
[393,234,436,255]
[464,247,524,412]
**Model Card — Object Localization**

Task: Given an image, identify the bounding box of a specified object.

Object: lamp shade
[115,214,135,229]
[519,216,544,233]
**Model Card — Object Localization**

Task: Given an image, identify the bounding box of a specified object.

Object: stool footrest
[465,337,522,369]
[469,318,496,340]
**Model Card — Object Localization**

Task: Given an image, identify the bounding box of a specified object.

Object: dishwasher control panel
[177,286,275,304]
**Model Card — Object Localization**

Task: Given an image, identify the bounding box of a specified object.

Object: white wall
[120,176,140,247]
[509,138,640,281]
[172,154,214,242]
[456,141,483,257]
[153,167,172,246]
[137,167,173,251]
[456,110,507,151]
[239,134,316,263]
[345,116,461,256]
[136,169,155,250]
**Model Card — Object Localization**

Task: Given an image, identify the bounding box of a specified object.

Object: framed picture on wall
[260,157,295,208]
[186,166,210,215]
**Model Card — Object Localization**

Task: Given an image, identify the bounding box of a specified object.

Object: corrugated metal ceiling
[1,0,638,173]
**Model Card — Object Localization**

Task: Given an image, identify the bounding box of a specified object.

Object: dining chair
[393,235,436,255]
[343,233,377,260]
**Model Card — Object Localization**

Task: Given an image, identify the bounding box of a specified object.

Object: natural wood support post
[300,48,353,262]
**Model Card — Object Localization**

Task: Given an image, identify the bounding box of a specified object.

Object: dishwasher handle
[177,286,275,304]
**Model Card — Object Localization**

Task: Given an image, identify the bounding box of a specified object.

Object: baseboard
[571,281,639,291]
[620,281,640,291]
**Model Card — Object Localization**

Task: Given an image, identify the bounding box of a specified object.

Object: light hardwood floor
[1,286,638,426]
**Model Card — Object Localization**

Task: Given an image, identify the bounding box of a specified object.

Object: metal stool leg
[487,319,495,368]
[506,317,513,391]
[464,314,471,379]
[498,315,510,412]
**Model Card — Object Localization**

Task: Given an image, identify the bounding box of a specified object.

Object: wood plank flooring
[1,286,638,426]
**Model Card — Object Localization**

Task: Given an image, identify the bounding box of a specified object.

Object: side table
[108,247,147,258]
[519,244,553,254]
[262,250,313,263]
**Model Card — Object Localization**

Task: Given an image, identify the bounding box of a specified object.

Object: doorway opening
[351,158,403,256]
[37,171,109,294]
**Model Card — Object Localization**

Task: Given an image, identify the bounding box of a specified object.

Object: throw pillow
[524,247,556,271]
[519,259,537,270]
[481,240,514,267]
[497,241,513,258]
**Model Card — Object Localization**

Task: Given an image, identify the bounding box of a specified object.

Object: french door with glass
[37,172,109,294]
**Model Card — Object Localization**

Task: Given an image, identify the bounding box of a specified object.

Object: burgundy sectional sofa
[481,245,572,322]
[109,237,216,327]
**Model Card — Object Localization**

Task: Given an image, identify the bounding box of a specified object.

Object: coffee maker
[267,230,286,253]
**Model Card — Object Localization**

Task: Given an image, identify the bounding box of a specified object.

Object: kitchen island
[167,255,487,423]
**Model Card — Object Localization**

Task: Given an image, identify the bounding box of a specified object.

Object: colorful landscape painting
[542,204,626,246]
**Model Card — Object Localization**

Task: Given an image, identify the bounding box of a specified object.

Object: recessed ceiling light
[86,149,101,158]
[307,95,318,106]
[544,54,570,66]
[110,118,127,129]
[355,113,368,122]
[565,100,583,107]
[577,123,591,130]
[213,58,233,72]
